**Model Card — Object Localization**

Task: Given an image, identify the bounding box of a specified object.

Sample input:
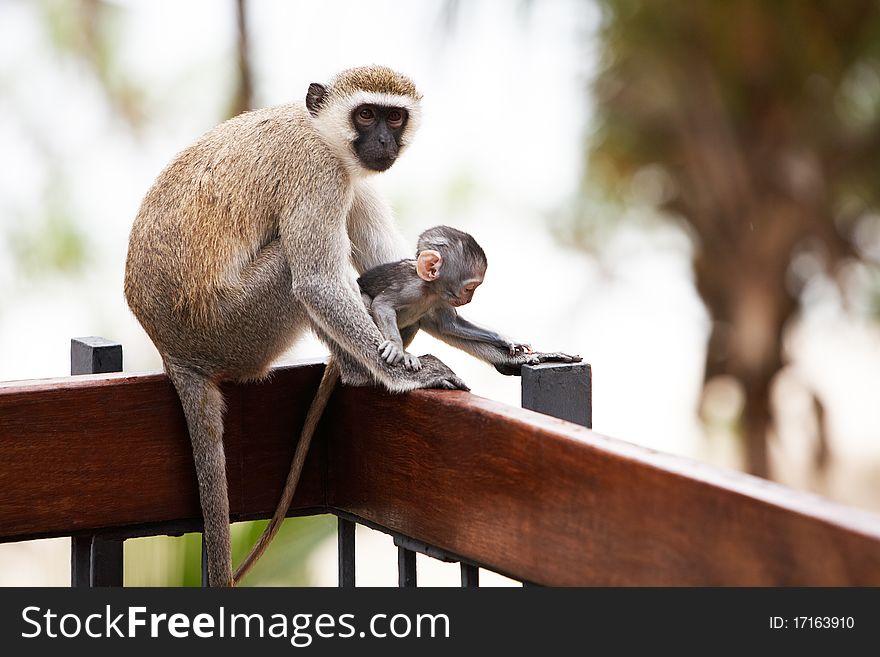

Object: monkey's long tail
[166,362,232,587]
[233,360,340,585]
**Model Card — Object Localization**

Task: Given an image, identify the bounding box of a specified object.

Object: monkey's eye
[355,107,376,127]
[387,109,406,129]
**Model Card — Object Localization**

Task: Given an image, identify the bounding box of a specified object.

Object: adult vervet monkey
[125,66,471,586]
[126,66,567,586]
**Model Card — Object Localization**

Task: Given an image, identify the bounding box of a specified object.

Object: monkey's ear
[416,249,443,282]
[306,83,327,117]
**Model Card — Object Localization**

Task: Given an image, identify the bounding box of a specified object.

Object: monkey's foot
[414,354,470,391]
[509,342,533,356]
[402,353,422,371]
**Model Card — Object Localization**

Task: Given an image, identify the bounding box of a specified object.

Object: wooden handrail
[0,364,327,540]
[1,360,880,585]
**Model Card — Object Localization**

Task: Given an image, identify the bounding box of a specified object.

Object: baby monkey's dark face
[415,225,489,307]
[438,263,485,307]
[351,104,408,171]
[445,277,483,307]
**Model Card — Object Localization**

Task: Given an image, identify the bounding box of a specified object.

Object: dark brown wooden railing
[1,338,880,586]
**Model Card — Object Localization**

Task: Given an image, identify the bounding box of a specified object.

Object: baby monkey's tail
[233,360,340,585]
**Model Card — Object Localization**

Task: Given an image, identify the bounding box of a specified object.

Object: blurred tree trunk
[230,0,254,116]
[674,67,809,477]
[698,218,796,477]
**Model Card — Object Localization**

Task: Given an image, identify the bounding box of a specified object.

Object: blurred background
[2,0,879,585]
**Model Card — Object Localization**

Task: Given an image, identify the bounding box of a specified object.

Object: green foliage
[589,0,880,217]
[233,515,336,587]
[123,515,336,587]
[584,0,880,313]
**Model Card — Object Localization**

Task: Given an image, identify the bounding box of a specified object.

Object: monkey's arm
[431,310,530,354]
[285,189,461,391]
[293,272,447,387]
[421,306,581,375]
[370,296,406,363]
[369,293,422,370]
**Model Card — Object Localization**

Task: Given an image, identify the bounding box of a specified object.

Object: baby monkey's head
[415,226,487,307]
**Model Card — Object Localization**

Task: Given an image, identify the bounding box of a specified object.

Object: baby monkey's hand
[378,340,404,365]
[508,342,533,356]
[378,340,422,371]
[402,352,422,371]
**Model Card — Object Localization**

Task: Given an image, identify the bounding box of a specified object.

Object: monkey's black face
[351,105,408,171]
[440,273,484,307]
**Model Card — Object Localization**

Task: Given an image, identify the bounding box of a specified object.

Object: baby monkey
[233,226,576,583]
[359,225,531,374]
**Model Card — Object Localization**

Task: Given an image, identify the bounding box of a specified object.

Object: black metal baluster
[460,563,479,587]
[398,546,417,587]
[338,517,356,587]
[70,536,92,587]
[70,337,124,588]
[520,361,592,587]
[90,537,124,587]
[201,535,209,587]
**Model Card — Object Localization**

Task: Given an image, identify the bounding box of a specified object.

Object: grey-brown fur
[124,66,466,587]
[357,225,580,373]
[359,226,496,371]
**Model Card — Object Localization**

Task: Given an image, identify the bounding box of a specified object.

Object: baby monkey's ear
[416,249,443,281]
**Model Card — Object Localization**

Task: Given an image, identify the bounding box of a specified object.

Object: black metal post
[70,337,124,587]
[201,536,209,587]
[338,517,356,587]
[70,336,123,376]
[522,361,592,428]
[397,547,417,587]
[520,361,592,586]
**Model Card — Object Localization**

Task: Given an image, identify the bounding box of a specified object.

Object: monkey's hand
[378,340,406,366]
[508,342,533,356]
[402,353,422,371]
[379,340,422,372]
[494,351,582,376]
[412,354,470,391]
